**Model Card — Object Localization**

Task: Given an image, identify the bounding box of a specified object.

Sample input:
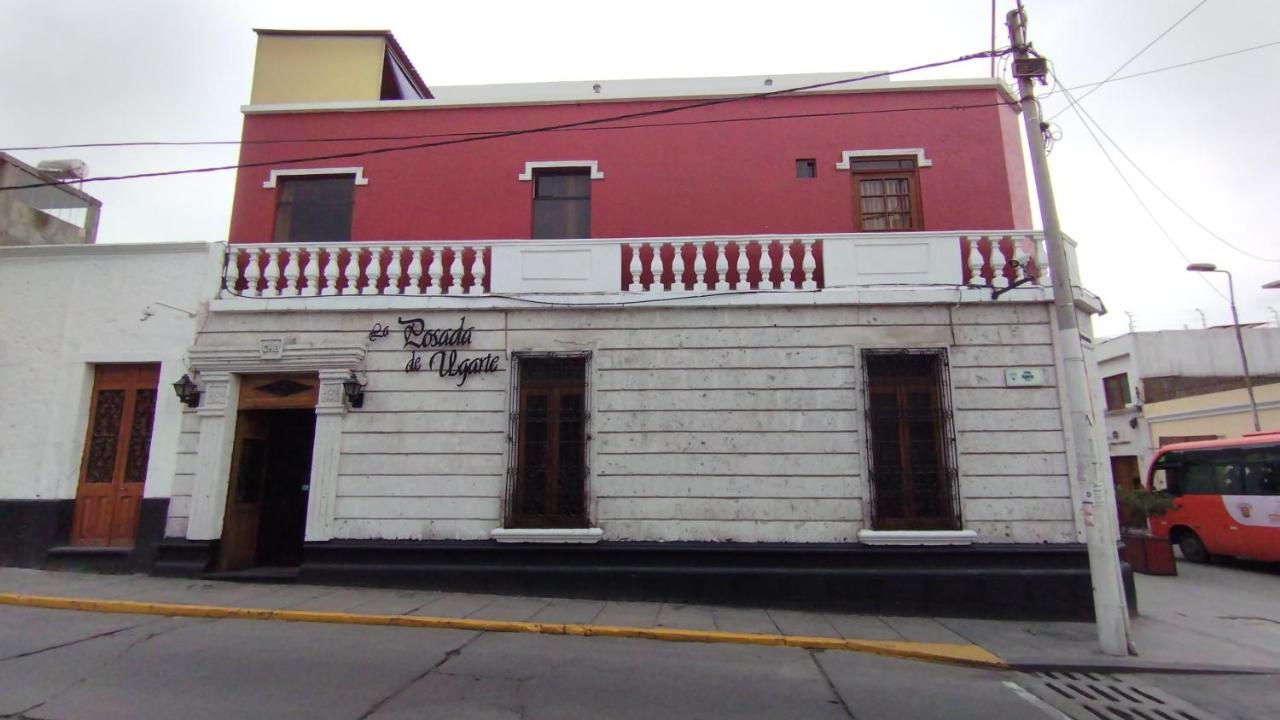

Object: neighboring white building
[0,242,224,567]
[1096,328,1280,488]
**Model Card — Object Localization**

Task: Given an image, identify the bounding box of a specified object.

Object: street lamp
[1186,263,1261,432]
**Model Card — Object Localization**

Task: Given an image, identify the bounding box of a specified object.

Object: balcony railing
[220,232,1049,299]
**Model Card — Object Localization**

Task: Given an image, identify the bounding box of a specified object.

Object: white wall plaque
[259,337,284,359]
[1005,368,1045,386]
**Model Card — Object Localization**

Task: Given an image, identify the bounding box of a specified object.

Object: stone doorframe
[183,344,365,544]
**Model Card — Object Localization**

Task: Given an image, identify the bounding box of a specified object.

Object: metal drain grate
[1010,671,1223,720]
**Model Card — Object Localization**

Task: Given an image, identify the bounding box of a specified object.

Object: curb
[1008,660,1280,676]
[0,592,1006,669]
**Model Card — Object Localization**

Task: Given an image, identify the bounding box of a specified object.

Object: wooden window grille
[506,353,591,528]
[862,349,961,530]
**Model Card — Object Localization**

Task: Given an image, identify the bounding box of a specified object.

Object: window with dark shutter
[863,350,960,530]
[510,355,589,528]
[273,175,356,243]
[532,169,591,239]
[1102,373,1131,411]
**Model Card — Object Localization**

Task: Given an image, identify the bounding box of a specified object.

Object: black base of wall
[154,539,1104,620]
[0,498,170,573]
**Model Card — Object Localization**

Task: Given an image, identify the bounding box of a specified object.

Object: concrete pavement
[1,558,1279,674]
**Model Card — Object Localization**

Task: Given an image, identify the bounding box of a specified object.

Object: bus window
[1150,467,1170,492]
[1182,461,1217,495]
[1243,461,1278,496]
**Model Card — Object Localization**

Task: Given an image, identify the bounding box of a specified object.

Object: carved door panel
[72,364,160,547]
[218,412,270,571]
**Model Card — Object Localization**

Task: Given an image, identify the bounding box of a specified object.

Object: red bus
[1145,432,1280,563]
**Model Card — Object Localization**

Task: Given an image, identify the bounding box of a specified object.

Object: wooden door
[218,412,270,571]
[71,364,160,547]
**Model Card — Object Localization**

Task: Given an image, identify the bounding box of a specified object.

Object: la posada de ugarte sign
[368,316,501,386]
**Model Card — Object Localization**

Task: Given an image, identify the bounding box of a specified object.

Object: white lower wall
[0,243,224,503]
[178,301,1074,544]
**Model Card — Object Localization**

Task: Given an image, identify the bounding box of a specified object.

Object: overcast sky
[4,0,1279,337]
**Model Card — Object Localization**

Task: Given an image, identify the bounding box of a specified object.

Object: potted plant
[1116,485,1177,576]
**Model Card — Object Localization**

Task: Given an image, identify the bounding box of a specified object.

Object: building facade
[4,30,1112,618]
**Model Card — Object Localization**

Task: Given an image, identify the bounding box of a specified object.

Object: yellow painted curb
[0,592,1007,669]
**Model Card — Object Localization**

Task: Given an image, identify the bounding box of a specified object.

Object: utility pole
[1007,6,1131,656]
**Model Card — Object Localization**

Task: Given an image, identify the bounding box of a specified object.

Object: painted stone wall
[168,302,1075,544]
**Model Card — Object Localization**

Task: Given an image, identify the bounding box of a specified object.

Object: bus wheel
[1177,531,1210,563]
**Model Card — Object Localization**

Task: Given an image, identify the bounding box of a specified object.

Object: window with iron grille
[532,169,591,239]
[272,175,356,243]
[507,354,589,528]
[849,157,921,231]
[863,349,960,530]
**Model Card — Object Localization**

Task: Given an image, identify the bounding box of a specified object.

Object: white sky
[4,0,1279,337]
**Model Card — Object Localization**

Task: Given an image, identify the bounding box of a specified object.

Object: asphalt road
[0,603,1044,720]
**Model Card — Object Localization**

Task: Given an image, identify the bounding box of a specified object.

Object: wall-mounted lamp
[172,374,201,408]
[343,372,366,409]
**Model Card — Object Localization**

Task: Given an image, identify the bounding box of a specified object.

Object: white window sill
[857,529,977,546]
[490,528,604,544]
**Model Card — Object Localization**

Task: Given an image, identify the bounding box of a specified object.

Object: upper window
[850,158,920,231]
[1102,373,1131,411]
[532,169,591,239]
[273,175,356,243]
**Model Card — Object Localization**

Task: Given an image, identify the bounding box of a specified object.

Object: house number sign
[369,316,501,386]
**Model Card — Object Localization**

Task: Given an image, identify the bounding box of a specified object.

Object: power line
[1045,0,1208,121]
[1048,70,1229,301]
[8,36,1278,155]
[0,48,1007,192]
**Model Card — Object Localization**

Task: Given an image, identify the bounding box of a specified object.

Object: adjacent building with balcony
[4,29,1112,618]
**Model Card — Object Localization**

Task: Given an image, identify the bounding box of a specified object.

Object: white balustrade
[224,242,492,298]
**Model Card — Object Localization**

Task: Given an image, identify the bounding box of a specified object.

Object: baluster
[441,246,457,294]
[282,243,302,294]
[302,247,321,296]
[692,242,708,292]
[386,246,404,295]
[404,246,422,295]
[713,240,729,291]
[242,248,262,297]
[734,240,749,290]
[801,241,817,291]
[967,237,986,286]
[321,247,339,296]
[343,247,361,295]
[421,246,438,295]
[627,243,643,292]
[1034,235,1048,284]
[1012,240,1030,285]
[780,240,796,289]
[671,243,686,292]
[463,247,478,294]
[474,248,488,294]
[264,247,284,297]
[990,237,1009,289]
[642,243,660,294]
[758,240,773,289]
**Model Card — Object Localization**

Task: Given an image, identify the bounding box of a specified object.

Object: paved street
[0,559,1277,719]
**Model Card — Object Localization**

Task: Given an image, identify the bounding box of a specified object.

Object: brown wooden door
[71,364,160,547]
[218,411,270,571]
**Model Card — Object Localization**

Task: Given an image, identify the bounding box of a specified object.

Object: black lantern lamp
[172,374,201,408]
[343,372,366,409]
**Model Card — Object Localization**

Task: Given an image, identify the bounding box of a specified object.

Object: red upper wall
[228,86,1032,242]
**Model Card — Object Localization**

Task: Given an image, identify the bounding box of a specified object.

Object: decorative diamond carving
[255,378,311,397]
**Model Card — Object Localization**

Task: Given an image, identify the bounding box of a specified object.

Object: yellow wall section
[251,35,387,104]
[1146,381,1280,444]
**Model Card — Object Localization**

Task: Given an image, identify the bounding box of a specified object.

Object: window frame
[849,161,923,232]
[861,348,962,531]
[1102,373,1132,412]
[530,168,592,240]
[504,352,593,529]
[270,173,359,244]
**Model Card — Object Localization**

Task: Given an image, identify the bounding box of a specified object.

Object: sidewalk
[2,562,1277,674]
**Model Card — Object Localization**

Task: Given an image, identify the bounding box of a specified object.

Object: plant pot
[1120,531,1177,576]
